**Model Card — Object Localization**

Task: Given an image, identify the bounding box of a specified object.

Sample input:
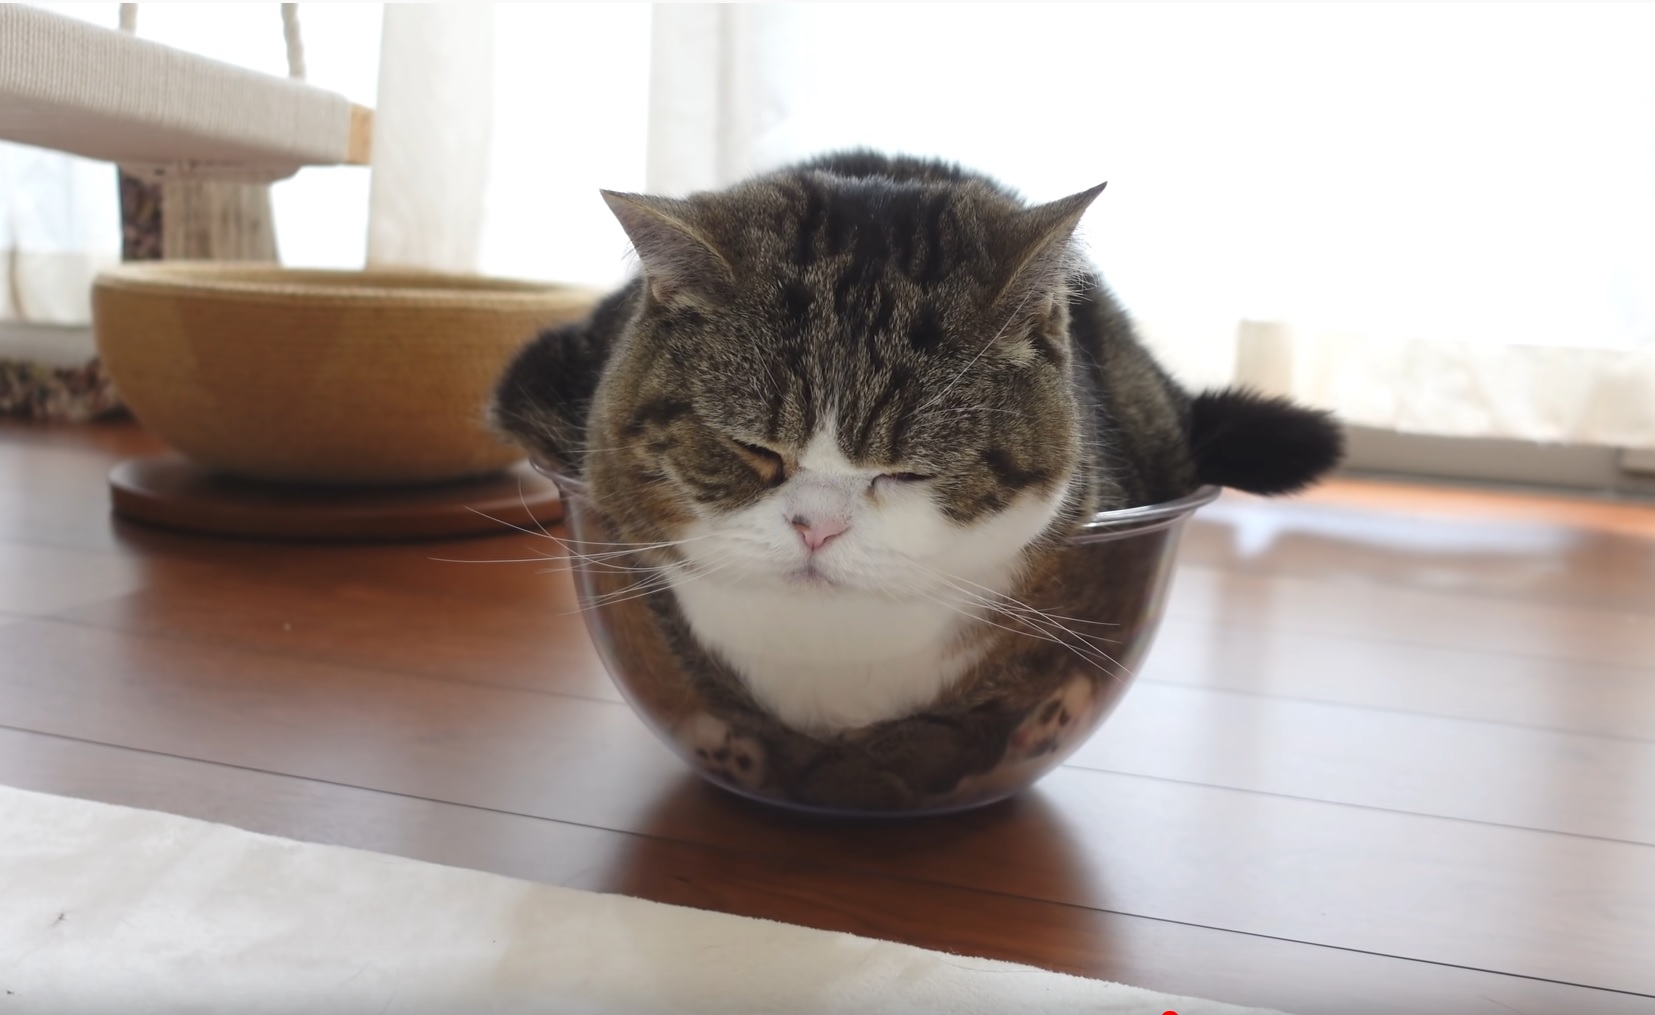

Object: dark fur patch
[488,279,642,471]
[1189,389,1345,494]
[852,367,913,457]
[914,193,950,283]
[792,182,825,266]
[907,304,946,352]
[980,447,1049,493]
[763,391,787,442]
[869,289,896,336]
[779,278,813,323]
[622,397,691,438]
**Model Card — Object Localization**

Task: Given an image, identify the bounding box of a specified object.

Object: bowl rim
[93,262,606,309]
[533,460,1219,541]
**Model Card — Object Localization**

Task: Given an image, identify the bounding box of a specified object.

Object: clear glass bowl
[541,464,1218,817]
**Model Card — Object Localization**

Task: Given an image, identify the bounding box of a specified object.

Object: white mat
[0,784,1282,1015]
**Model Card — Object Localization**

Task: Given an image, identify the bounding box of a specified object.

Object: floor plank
[1168,565,1655,671]
[3,418,1654,1011]
[0,419,163,552]
[1079,681,1655,843]
[49,574,1655,844]
[1143,616,1655,741]
[54,550,616,702]
[3,726,1648,1015]
[0,618,1650,994]
[52,536,1655,737]
[0,541,147,615]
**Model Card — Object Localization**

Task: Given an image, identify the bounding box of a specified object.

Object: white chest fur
[670,579,982,733]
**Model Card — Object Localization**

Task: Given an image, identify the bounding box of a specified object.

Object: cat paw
[677,713,767,790]
[1007,674,1098,761]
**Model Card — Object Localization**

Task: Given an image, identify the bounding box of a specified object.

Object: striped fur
[491,151,1342,741]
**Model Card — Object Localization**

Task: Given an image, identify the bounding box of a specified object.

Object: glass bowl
[540,464,1218,817]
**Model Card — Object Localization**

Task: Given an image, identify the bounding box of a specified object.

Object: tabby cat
[491,152,1341,811]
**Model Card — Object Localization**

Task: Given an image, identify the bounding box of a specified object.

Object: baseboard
[1341,425,1655,500]
[0,321,97,367]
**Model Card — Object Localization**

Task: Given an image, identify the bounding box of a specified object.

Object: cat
[491,151,1342,810]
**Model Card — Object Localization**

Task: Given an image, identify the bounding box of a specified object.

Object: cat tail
[488,279,640,475]
[1188,388,1345,495]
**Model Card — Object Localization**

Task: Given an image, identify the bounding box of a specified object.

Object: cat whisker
[462,505,568,542]
[518,533,719,572]
[568,567,681,611]
[550,539,701,565]
[432,542,685,573]
[456,518,699,573]
[884,574,1077,654]
[457,502,716,560]
[517,473,555,540]
[552,558,687,575]
[554,532,720,552]
[570,441,659,457]
[925,566,1109,628]
[933,569,1122,630]
[915,406,1032,420]
[897,580,1116,675]
[918,568,1132,681]
[564,558,733,615]
[429,553,562,565]
[962,593,1128,673]
[965,605,1125,678]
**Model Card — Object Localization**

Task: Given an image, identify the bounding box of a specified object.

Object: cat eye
[872,471,933,492]
[730,439,787,483]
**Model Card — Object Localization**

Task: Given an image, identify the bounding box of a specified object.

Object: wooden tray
[109,454,563,542]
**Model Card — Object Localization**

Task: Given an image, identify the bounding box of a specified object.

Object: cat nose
[789,514,848,552]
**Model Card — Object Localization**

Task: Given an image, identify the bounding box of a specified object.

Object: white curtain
[366,5,493,273]
[306,2,652,286]
[0,143,119,323]
[2,5,115,325]
[643,3,1655,451]
[643,5,795,199]
[8,3,1653,450]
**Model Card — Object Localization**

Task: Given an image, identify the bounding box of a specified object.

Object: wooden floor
[2,417,1652,1014]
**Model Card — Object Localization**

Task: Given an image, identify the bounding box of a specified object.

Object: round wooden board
[109,455,563,542]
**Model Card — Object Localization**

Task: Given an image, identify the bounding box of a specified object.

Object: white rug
[0,784,1283,1015]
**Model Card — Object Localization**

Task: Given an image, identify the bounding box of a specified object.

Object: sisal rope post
[118,3,309,263]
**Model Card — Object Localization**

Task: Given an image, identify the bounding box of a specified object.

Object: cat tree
[0,5,573,540]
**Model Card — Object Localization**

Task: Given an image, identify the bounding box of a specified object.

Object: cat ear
[991,182,1107,309]
[601,191,733,306]
[1189,388,1346,494]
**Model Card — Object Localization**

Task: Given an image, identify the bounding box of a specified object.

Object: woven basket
[93,263,600,486]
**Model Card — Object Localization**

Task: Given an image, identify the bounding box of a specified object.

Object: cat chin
[781,567,842,590]
[671,572,987,731]
[702,565,895,599]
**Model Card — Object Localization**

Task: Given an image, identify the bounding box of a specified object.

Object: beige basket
[93,263,601,485]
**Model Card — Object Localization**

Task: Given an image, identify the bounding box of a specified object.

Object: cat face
[582,170,1106,595]
[665,415,1072,597]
